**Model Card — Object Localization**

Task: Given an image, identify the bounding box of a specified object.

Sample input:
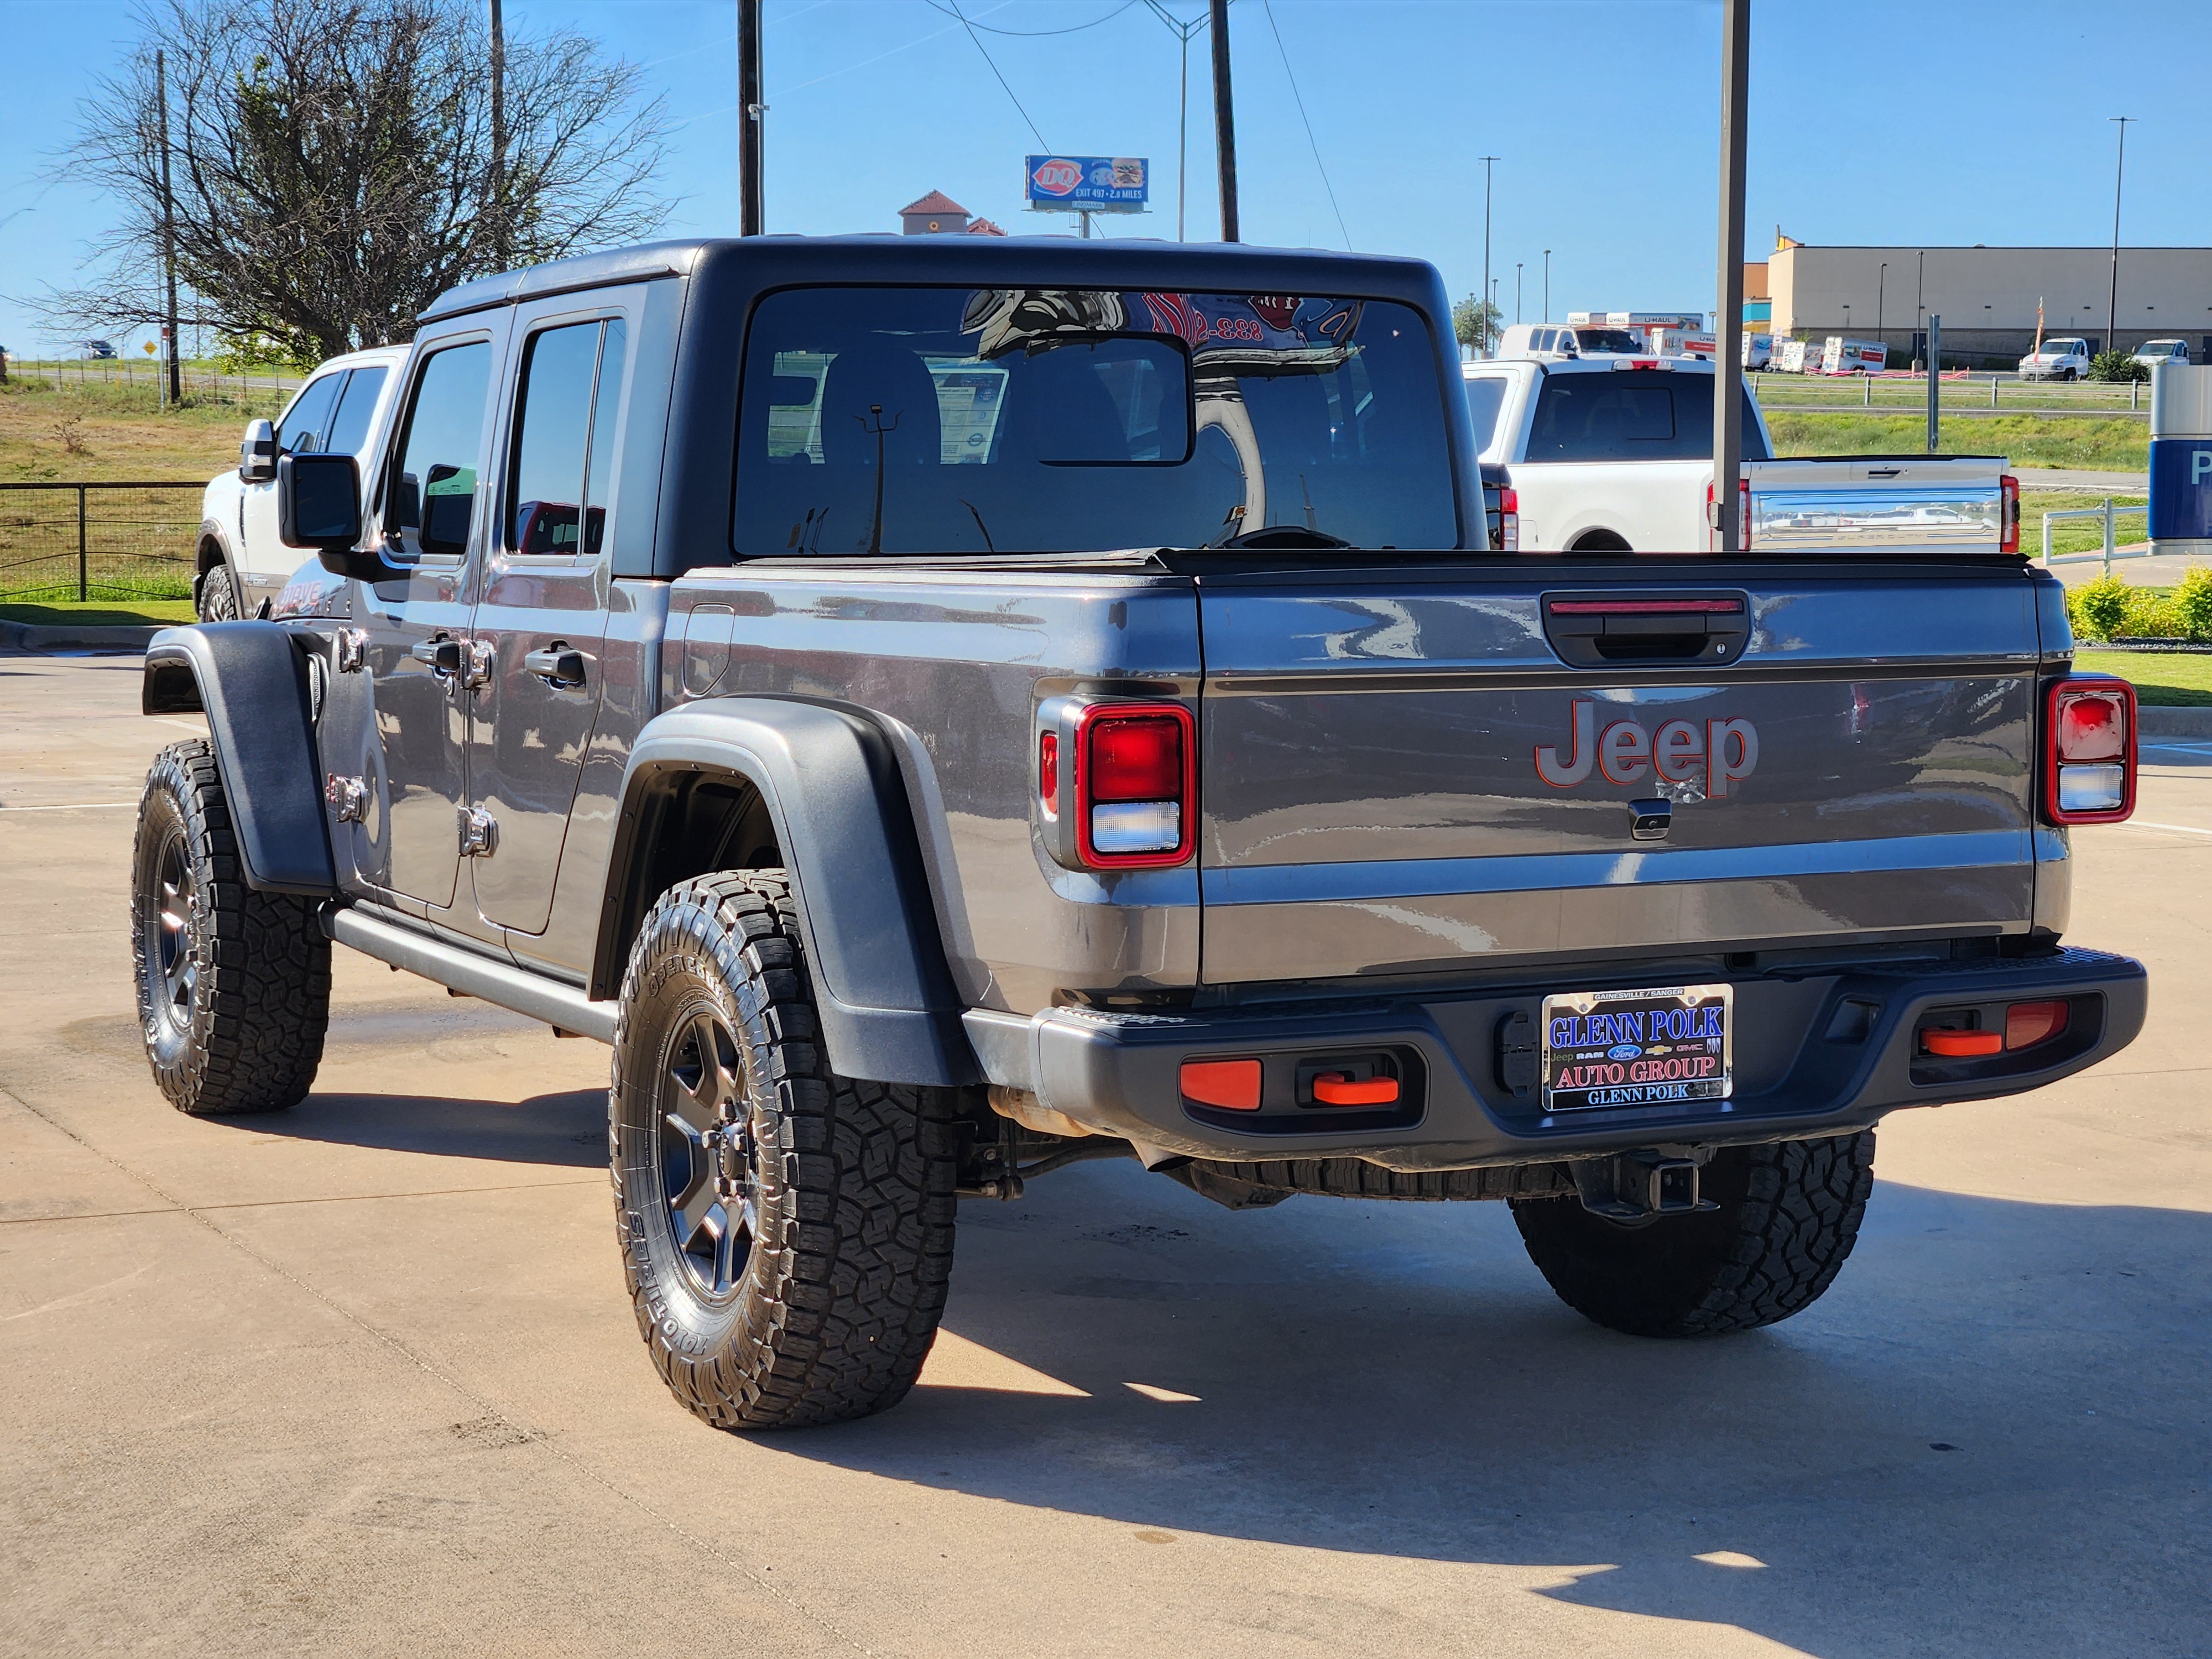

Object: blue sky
[2,0,2208,356]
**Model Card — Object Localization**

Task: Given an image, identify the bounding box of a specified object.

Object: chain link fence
[0,482,204,603]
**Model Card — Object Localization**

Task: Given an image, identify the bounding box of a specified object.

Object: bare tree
[41,0,672,359]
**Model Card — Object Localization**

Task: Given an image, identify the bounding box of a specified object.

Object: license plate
[1541,983,1733,1112]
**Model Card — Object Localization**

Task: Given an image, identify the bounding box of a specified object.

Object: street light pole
[1543,249,1551,322]
[2107,116,2134,359]
[1478,155,1499,356]
[1712,0,1750,552]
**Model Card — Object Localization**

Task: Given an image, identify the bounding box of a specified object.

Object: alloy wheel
[658,1010,759,1298]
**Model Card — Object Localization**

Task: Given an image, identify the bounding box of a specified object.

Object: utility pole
[489,0,508,266]
[1516,262,1523,326]
[739,0,764,235]
[1209,0,1238,241]
[1543,249,1551,322]
[2107,116,2133,359]
[1712,0,1750,551]
[1478,155,1499,356]
[156,49,180,408]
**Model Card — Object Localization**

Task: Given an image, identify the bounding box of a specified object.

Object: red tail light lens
[1075,703,1196,867]
[1499,487,1520,552]
[1705,478,1753,549]
[2004,999,2069,1050]
[1038,731,1059,818]
[2000,473,2020,555]
[1180,1058,1260,1110]
[2044,676,2135,825]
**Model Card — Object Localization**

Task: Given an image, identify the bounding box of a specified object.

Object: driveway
[3,651,2206,1658]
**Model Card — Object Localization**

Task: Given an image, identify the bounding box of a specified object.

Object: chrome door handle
[462,638,495,688]
[523,646,586,688]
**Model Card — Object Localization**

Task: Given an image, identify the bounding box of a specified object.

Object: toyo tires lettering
[1536,700,1759,796]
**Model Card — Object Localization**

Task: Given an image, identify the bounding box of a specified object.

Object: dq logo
[1031,158,1083,197]
[1536,700,1759,797]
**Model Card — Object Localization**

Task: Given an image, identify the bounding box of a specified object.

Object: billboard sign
[1026,155,1149,212]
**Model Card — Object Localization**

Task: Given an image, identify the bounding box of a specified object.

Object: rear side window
[1526,371,1769,462]
[507,319,629,557]
[735,286,1455,556]
[385,341,492,561]
[1463,377,1509,451]
[277,372,343,455]
[324,366,388,457]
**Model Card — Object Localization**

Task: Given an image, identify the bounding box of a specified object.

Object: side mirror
[239,419,278,483]
[278,452,361,550]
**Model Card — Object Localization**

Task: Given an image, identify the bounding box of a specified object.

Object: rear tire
[1509,1132,1874,1338]
[197,561,239,622]
[130,739,330,1114]
[609,870,957,1430]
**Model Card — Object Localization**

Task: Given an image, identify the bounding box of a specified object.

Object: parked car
[1463,354,2018,554]
[134,236,2144,1432]
[194,345,408,620]
[2131,338,2191,369]
[2020,337,2093,382]
[81,339,117,359]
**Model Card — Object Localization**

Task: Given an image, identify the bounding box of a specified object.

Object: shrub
[2115,592,2185,639]
[2088,351,2149,383]
[2068,574,2133,641]
[2173,565,2212,640]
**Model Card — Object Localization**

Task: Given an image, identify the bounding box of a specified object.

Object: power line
[943,0,1050,150]
[921,0,1140,36]
[1259,0,1348,249]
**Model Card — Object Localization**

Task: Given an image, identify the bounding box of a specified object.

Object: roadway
[2,651,2206,1658]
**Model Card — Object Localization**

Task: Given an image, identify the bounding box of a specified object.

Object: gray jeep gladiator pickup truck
[128,236,2148,1431]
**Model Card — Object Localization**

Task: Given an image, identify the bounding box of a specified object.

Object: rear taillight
[1036,698,1197,870]
[1499,486,1520,552]
[1919,998,2072,1059]
[2000,472,2020,554]
[2044,676,2135,825]
[1705,477,1752,550]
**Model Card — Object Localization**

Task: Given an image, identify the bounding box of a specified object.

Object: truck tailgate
[1196,566,2044,985]
[1748,456,2003,554]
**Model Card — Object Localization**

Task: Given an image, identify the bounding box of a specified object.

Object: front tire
[197,561,239,622]
[609,870,957,1430]
[131,740,330,1114]
[1509,1132,1874,1337]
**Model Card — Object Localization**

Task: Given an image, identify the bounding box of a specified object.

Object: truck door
[464,309,625,935]
[351,328,500,911]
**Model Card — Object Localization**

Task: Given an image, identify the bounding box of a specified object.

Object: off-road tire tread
[198,562,239,622]
[609,871,957,1431]
[132,739,329,1114]
[1509,1132,1874,1337]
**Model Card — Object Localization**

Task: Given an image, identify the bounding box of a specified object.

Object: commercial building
[1766,241,2212,366]
[897,191,1006,237]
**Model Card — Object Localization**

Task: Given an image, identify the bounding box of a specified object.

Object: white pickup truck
[1463,354,2019,555]
[2019,337,2093,383]
[192,345,408,619]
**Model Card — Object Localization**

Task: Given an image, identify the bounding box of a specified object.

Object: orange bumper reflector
[1311,1072,1400,1107]
[1922,1029,2002,1058]
[1180,1059,1261,1110]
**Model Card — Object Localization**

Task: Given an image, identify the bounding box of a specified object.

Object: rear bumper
[961,946,2146,1172]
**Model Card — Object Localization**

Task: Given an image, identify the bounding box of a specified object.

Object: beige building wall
[1769,245,2212,361]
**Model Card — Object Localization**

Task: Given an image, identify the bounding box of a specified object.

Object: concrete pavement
[2,653,2207,1658]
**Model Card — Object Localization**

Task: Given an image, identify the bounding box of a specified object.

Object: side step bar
[325,906,618,1045]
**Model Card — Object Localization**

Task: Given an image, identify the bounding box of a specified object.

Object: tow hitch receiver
[1572,1149,1717,1220]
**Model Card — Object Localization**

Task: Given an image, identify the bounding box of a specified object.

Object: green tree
[1454,295,1506,355]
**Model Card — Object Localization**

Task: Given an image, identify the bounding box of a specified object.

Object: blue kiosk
[2150,364,2212,560]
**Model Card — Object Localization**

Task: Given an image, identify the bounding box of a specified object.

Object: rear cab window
[1463,375,1510,454]
[734,286,1457,555]
[277,372,345,455]
[1526,369,1770,462]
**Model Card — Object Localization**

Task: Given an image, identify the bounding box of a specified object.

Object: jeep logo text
[1535,700,1759,796]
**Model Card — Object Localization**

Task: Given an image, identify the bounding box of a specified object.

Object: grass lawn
[2073,649,2212,707]
[1,598,196,626]
[1765,411,2148,472]
[1,376,285,484]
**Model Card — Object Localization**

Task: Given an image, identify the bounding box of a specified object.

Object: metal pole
[1876,262,1885,357]
[1926,314,1942,452]
[2107,117,2132,362]
[1478,156,1498,356]
[156,50,180,406]
[1543,249,1551,322]
[738,0,764,236]
[77,485,87,601]
[2103,497,2115,576]
[488,0,508,264]
[1209,0,1238,242]
[1712,0,1750,551]
[1177,27,1188,241]
[1916,250,1925,369]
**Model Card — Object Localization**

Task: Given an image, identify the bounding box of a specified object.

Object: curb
[2137,705,2212,739]
[0,621,163,654]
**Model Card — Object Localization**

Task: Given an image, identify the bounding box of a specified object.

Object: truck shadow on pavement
[765,1161,2212,1657]
[246,1086,609,1167]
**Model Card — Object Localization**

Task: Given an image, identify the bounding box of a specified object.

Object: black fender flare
[141,622,338,896]
[595,696,978,1088]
